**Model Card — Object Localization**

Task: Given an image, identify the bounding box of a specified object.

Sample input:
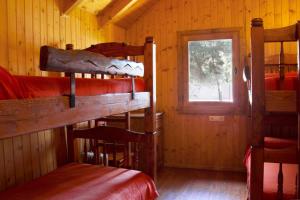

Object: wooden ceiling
[61,0,157,28]
[78,0,113,14]
[112,0,157,28]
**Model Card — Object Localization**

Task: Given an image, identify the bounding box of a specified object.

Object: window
[178,28,243,114]
[188,39,233,102]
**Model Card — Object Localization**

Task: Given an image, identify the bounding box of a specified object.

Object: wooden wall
[0,0,125,191]
[126,0,300,171]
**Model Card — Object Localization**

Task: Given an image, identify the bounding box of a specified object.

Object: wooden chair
[75,48,141,170]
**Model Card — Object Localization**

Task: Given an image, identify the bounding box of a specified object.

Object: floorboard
[157,168,247,200]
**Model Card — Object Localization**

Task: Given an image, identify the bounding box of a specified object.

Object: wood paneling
[126,0,300,171]
[0,0,125,191]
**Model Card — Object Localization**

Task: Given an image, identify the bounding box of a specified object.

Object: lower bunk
[0,123,159,199]
[244,138,298,200]
[0,163,158,200]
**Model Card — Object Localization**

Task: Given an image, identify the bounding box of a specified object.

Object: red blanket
[0,163,158,200]
[0,66,145,100]
[265,72,297,90]
[0,66,296,100]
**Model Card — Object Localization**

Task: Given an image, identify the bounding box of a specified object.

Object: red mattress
[0,66,145,100]
[265,72,297,90]
[244,138,298,200]
[0,163,158,200]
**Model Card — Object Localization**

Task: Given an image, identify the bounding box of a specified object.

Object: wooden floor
[157,168,247,200]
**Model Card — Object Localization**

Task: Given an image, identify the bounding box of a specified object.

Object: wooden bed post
[297,20,300,199]
[65,43,75,163]
[67,125,75,162]
[250,18,265,200]
[144,37,157,181]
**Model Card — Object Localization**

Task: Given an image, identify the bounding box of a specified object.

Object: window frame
[177,28,243,114]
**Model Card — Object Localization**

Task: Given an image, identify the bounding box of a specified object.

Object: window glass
[188,39,233,102]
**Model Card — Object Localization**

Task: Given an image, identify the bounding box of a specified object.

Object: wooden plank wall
[126,0,300,171]
[0,0,125,191]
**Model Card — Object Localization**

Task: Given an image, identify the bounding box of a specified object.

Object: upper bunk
[0,37,156,139]
[247,18,300,157]
[246,18,300,113]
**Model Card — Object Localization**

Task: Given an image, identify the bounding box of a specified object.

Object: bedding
[0,163,158,200]
[265,72,297,90]
[0,66,145,100]
[1,66,294,100]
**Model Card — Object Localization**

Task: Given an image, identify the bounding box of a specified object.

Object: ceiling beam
[114,0,156,28]
[61,0,85,15]
[97,0,137,27]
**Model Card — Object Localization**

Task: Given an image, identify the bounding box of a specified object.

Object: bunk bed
[244,18,300,200]
[0,37,159,199]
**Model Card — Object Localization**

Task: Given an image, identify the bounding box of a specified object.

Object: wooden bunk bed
[0,37,158,199]
[244,18,300,200]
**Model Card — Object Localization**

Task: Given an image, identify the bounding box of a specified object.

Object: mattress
[265,72,297,90]
[0,163,158,200]
[244,138,298,200]
[0,66,145,100]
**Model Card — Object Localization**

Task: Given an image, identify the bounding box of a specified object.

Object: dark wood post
[297,20,300,199]
[250,18,265,200]
[64,44,74,77]
[66,125,75,162]
[53,127,68,167]
[144,36,157,181]
[65,43,75,163]
[279,42,285,81]
[277,163,283,200]
[125,112,131,167]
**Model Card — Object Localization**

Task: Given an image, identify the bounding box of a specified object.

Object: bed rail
[40,46,144,77]
[0,92,150,139]
[85,42,145,57]
[40,37,153,76]
[264,147,298,164]
[265,91,296,112]
[73,126,147,143]
[263,23,298,42]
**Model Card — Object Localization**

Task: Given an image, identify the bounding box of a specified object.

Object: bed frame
[246,18,300,200]
[0,37,157,180]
